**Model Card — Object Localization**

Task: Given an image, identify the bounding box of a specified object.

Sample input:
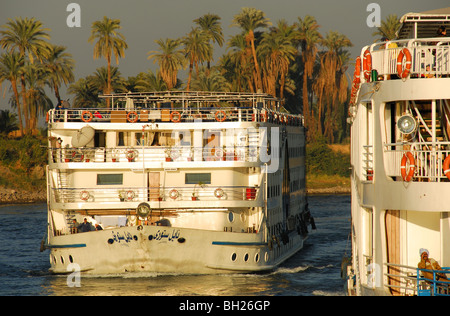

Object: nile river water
[0,195,350,296]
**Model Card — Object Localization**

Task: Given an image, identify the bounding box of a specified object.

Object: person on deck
[418,248,448,281]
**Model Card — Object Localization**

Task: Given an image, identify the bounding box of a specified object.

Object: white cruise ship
[42,91,314,275]
[345,8,450,295]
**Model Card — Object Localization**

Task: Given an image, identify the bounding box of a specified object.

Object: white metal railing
[51,185,259,204]
[363,38,450,81]
[47,107,303,126]
[384,263,418,296]
[49,145,263,164]
[384,142,450,181]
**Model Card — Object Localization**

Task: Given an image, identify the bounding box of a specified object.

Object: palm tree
[43,44,75,104]
[296,15,322,128]
[68,78,100,108]
[259,29,296,98]
[88,16,128,106]
[182,28,212,91]
[135,70,167,91]
[190,67,231,92]
[0,52,25,135]
[232,8,271,92]
[315,31,352,142]
[0,17,50,64]
[372,14,400,41]
[193,13,224,70]
[89,66,125,96]
[0,17,50,134]
[225,34,254,92]
[0,110,19,135]
[24,63,53,132]
[147,38,185,90]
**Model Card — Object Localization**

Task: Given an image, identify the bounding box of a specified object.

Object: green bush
[306,136,350,177]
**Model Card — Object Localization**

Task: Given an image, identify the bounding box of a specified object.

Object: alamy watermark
[366,3,381,28]
[66,263,81,287]
[66,3,81,28]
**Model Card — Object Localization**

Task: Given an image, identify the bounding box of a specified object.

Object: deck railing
[417,267,450,296]
[49,145,265,164]
[362,38,450,81]
[51,185,259,204]
[383,142,450,181]
[47,106,303,126]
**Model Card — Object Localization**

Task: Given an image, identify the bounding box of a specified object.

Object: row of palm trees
[0,10,400,142]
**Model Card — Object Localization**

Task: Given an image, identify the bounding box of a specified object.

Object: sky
[1,0,449,109]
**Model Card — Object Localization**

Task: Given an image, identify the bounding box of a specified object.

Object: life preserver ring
[363,49,372,81]
[443,156,450,180]
[81,111,93,122]
[400,152,415,182]
[170,111,181,123]
[215,110,226,122]
[354,56,361,84]
[214,188,224,198]
[80,190,90,201]
[46,112,49,123]
[127,111,138,123]
[126,150,137,161]
[126,190,135,201]
[397,48,412,79]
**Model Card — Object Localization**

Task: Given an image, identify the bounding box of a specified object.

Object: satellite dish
[71,125,95,147]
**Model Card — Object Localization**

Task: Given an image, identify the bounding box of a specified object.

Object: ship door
[385,210,401,295]
[148,172,160,201]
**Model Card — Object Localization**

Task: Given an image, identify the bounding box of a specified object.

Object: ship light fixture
[397,115,417,135]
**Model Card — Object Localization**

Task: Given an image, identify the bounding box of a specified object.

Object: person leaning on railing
[418,248,448,282]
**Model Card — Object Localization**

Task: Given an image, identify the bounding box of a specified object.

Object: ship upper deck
[350,9,450,105]
[47,91,303,127]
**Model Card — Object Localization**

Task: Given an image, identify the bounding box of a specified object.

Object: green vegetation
[306,136,350,191]
[0,136,47,191]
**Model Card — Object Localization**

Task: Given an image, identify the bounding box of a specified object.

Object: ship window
[97,174,123,185]
[185,173,211,184]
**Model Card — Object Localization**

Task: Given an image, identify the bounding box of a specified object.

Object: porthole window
[60,256,64,264]
[69,255,73,263]
[264,252,269,262]
[255,253,260,263]
[244,253,249,262]
[231,253,237,261]
[228,212,234,223]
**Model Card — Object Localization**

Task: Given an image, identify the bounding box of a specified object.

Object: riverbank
[0,187,46,205]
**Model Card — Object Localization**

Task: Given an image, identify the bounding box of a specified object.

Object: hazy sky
[1,0,448,108]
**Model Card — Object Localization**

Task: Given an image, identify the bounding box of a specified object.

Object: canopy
[396,7,450,39]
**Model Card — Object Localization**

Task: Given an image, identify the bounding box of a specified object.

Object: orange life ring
[215,110,226,122]
[400,152,415,182]
[397,48,412,79]
[46,112,49,123]
[127,111,138,123]
[80,190,90,201]
[363,49,372,81]
[170,111,181,123]
[354,56,361,84]
[81,111,93,123]
[443,156,450,180]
